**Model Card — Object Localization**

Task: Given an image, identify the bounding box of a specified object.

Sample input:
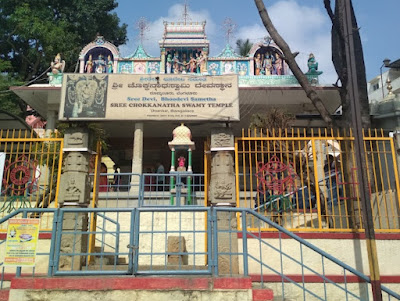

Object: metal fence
[90,173,206,208]
[235,128,400,233]
[0,130,63,231]
[0,207,399,300]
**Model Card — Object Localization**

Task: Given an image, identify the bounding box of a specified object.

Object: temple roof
[159,21,209,49]
[215,44,242,59]
[127,44,152,59]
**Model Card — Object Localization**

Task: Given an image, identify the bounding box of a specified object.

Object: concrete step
[6,276,263,301]
[0,289,9,301]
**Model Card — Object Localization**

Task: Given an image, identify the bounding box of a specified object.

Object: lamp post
[380,58,391,98]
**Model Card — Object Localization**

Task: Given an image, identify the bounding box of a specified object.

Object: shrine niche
[79,36,119,74]
[249,38,286,76]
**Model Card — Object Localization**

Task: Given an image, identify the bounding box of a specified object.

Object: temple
[3,8,400,301]
[12,19,340,174]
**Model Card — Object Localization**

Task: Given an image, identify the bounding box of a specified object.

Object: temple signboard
[59,74,239,121]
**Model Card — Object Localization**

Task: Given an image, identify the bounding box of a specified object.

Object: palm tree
[236,39,253,57]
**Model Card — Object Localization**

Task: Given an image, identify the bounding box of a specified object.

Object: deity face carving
[76,79,98,107]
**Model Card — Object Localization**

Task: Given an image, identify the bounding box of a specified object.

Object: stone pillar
[58,128,92,270]
[79,59,85,73]
[131,122,144,193]
[45,110,57,137]
[209,128,238,275]
[160,48,166,74]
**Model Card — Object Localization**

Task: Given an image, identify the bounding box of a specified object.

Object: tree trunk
[254,0,334,127]
[329,0,371,129]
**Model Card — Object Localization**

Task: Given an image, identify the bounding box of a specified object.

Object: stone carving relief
[211,128,234,149]
[67,133,84,146]
[64,129,90,149]
[64,178,81,202]
[209,151,235,204]
[64,153,89,173]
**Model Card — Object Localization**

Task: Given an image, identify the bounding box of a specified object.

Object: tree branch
[254,0,334,127]
[323,0,335,22]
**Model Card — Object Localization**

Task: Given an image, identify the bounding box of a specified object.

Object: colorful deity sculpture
[255,53,262,75]
[173,52,180,74]
[48,53,65,85]
[166,54,172,74]
[51,53,65,75]
[306,53,323,75]
[199,51,208,74]
[189,55,196,73]
[177,156,186,172]
[107,55,113,73]
[195,52,201,73]
[263,53,273,75]
[95,54,106,73]
[274,53,283,75]
[85,55,93,73]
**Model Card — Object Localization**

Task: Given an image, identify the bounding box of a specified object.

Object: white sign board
[59,74,239,121]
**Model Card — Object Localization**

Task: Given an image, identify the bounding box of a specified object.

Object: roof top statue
[48,53,65,85]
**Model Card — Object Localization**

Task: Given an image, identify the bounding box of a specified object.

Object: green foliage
[0,0,127,81]
[0,66,25,117]
[236,39,253,57]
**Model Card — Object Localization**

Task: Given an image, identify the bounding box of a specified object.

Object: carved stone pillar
[209,128,238,275]
[58,128,92,270]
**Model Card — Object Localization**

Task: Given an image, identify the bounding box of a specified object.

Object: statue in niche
[181,53,188,74]
[263,52,273,75]
[51,53,65,75]
[254,53,262,75]
[95,54,106,73]
[199,51,208,74]
[274,53,283,75]
[85,55,93,73]
[188,55,196,73]
[166,54,172,74]
[177,156,186,172]
[107,55,113,73]
[173,52,180,74]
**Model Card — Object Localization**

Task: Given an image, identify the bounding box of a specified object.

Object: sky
[114,0,399,84]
